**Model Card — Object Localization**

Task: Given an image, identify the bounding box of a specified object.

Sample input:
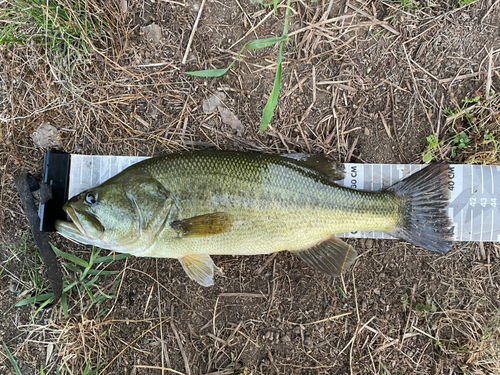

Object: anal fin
[292,236,357,276]
[179,254,219,286]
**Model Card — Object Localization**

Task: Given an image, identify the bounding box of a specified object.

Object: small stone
[365,239,373,249]
[304,336,313,348]
[142,23,162,44]
[31,122,61,149]
[218,106,244,136]
[203,92,225,114]
[119,0,128,13]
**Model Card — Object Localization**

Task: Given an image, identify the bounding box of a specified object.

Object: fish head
[56,174,172,252]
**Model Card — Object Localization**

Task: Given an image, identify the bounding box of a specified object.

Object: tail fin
[388,163,453,253]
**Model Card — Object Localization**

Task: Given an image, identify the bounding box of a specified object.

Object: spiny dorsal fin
[171,212,233,237]
[281,153,345,181]
[179,254,218,286]
[292,236,357,276]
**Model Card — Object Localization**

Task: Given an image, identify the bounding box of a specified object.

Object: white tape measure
[67,155,500,242]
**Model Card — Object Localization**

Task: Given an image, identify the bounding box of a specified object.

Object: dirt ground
[1,0,500,374]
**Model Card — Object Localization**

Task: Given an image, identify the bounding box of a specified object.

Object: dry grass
[1,0,499,374]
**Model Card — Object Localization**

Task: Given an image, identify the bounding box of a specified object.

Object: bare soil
[1,0,499,374]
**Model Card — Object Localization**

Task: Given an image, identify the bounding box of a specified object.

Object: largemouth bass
[55,151,453,286]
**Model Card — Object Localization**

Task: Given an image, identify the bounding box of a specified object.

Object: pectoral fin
[292,236,357,276]
[171,212,233,237]
[179,254,218,287]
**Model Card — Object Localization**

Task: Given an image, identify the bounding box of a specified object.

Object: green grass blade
[185,36,285,78]
[245,36,286,49]
[86,269,118,276]
[185,68,231,77]
[84,275,100,288]
[61,291,69,319]
[259,0,290,133]
[50,243,90,268]
[65,263,82,274]
[63,281,78,293]
[260,53,283,133]
[2,341,22,375]
[15,293,54,307]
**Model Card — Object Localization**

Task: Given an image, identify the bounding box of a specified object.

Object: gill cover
[56,170,173,251]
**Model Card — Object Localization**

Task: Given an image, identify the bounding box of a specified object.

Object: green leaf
[259,0,290,133]
[245,36,287,50]
[15,293,54,307]
[336,285,348,298]
[2,341,22,375]
[65,263,82,274]
[94,253,132,263]
[185,68,230,78]
[423,152,432,163]
[260,56,283,133]
[83,276,100,288]
[63,281,78,292]
[61,292,69,319]
[87,269,118,276]
[51,244,89,268]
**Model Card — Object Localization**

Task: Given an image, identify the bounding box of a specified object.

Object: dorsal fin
[281,153,345,181]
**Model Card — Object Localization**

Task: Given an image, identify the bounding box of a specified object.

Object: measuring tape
[66,155,500,242]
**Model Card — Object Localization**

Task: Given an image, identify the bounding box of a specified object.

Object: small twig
[317,81,357,93]
[157,260,166,375]
[182,0,207,64]
[286,311,352,326]
[481,0,500,23]
[288,14,357,37]
[373,332,420,354]
[436,94,444,136]
[134,365,186,375]
[228,5,279,50]
[346,135,359,162]
[218,292,266,298]
[438,71,486,84]
[486,47,494,100]
[379,112,392,139]
[99,317,171,375]
[213,295,219,335]
[207,333,228,346]
[409,57,440,82]
[347,3,399,35]
[255,252,278,275]
[445,105,479,125]
[403,44,443,159]
[103,259,129,321]
[171,316,192,375]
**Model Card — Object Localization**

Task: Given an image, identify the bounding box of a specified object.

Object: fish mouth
[55,205,104,242]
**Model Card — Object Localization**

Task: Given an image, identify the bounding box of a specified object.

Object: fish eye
[85,192,98,207]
